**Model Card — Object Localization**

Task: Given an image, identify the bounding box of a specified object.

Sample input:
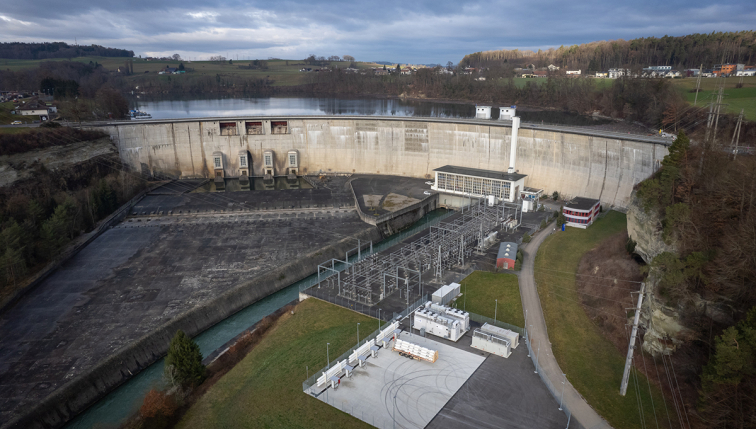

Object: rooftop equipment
[413,301,469,342]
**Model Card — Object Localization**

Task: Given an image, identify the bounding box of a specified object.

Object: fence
[467,312,525,337]
[524,329,573,428]
[302,293,428,393]
[300,208,455,294]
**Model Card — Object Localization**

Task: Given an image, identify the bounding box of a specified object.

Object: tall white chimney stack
[508,116,520,174]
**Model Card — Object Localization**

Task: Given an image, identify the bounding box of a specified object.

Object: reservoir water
[64,208,450,429]
[129,96,610,126]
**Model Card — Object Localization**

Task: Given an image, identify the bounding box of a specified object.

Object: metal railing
[299,209,455,295]
[467,312,525,337]
[301,293,428,393]
[525,329,573,428]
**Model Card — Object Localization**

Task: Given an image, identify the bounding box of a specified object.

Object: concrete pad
[317,331,484,429]
[382,193,420,212]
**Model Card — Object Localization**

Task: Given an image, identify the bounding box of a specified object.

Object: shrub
[0,127,106,156]
[540,219,547,230]
[552,191,559,200]
[522,233,531,243]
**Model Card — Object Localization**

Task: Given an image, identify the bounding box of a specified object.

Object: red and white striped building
[563,197,600,229]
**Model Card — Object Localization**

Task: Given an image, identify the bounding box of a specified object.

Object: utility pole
[731,108,744,159]
[712,85,725,143]
[620,282,646,396]
[693,64,702,106]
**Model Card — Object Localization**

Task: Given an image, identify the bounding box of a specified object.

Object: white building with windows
[475,106,492,119]
[608,68,629,79]
[432,165,527,203]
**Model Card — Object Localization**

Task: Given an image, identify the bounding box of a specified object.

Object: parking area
[315,331,485,429]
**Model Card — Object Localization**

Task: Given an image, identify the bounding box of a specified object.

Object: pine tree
[164,330,205,388]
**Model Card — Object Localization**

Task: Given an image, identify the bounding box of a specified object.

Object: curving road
[520,222,613,429]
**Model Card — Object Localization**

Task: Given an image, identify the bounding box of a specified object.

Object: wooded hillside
[461,31,756,71]
[0,42,133,60]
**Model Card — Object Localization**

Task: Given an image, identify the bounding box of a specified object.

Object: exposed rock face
[626,194,675,263]
[0,137,115,188]
[626,193,690,356]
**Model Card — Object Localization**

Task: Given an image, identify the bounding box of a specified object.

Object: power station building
[432,165,527,203]
[563,197,601,228]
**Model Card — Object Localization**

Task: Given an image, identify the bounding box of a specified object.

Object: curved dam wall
[91,116,670,208]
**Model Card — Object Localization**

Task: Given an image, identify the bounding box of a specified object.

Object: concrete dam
[92,116,670,208]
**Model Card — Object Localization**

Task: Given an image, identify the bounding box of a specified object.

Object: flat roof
[434,165,526,182]
[497,242,518,260]
[565,197,600,211]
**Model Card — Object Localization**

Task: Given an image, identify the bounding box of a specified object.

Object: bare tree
[171,53,182,61]
[343,55,355,62]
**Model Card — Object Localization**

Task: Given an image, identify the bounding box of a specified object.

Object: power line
[534,266,644,284]
[643,336,672,429]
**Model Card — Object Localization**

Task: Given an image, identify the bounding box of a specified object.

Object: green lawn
[534,211,673,429]
[0,57,384,87]
[176,298,374,429]
[452,271,525,328]
[674,76,756,120]
[0,126,34,135]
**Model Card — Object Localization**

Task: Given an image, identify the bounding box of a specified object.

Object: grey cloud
[0,0,753,63]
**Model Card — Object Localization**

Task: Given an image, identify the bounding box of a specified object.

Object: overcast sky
[1,0,754,64]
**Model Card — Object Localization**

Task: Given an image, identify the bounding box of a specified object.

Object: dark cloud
[0,0,753,63]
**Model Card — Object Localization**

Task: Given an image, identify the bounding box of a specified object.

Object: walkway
[520,223,614,429]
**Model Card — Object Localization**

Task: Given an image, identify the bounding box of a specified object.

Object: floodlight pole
[495,299,498,322]
[559,373,566,410]
[378,308,382,331]
[357,323,360,345]
[327,343,330,370]
[535,339,540,374]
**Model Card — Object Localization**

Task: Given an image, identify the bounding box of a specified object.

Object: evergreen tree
[556,206,566,227]
[164,330,205,388]
[40,198,77,257]
[699,307,756,427]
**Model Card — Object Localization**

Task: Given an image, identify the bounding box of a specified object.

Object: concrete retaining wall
[349,181,439,236]
[90,117,669,208]
[7,225,381,429]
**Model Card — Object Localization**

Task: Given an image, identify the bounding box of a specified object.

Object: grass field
[0,56,383,87]
[452,271,525,327]
[0,127,34,135]
[175,298,374,429]
[674,76,756,120]
[534,211,673,429]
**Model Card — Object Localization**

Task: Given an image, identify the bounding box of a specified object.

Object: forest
[630,132,756,428]
[0,42,134,60]
[0,126,146,304]
[460,31,756,71]
[0,60,131,120]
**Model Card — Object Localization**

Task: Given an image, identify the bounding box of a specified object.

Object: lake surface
[129,96,611,126]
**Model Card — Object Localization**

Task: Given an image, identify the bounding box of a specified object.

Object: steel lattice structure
[317,199,522,305]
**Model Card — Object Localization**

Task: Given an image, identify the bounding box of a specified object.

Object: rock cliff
[626,193,691,355]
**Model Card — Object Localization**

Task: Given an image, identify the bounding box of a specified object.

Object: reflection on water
[128,96,611,126]
[191,177,313,192]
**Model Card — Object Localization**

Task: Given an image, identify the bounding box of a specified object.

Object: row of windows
[218,121,288,136]
[216,154,295,168]
[564,209,592,217]
[436,173,511,200]
[569,218,592,225]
